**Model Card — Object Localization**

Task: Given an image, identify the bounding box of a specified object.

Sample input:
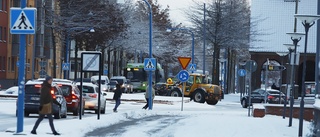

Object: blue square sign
[144,58,156,71]
[10,7,37,34]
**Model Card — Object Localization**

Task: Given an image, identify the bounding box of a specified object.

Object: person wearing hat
[142,82,155,110]
[31,76,61,135]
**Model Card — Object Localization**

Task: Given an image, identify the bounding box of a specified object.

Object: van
[91,75,110,92]
[110,76,128,93]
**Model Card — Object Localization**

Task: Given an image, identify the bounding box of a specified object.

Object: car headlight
[142,84,146,86]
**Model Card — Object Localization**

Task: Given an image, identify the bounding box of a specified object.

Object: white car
[76,83,107,114]
[91,75,110,93]
[0,86,19,97]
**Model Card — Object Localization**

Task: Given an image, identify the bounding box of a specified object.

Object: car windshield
[25,85,42,94]
[97,80,106,85]
[111,79,124,84]
[78,85,95,93]
[109,81,118,85]
[58,85,71,96]
[74,78,92,83]
[268,91,280,94]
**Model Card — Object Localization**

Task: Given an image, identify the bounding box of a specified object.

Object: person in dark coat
[113,84,122,113]
[31,76,61,135]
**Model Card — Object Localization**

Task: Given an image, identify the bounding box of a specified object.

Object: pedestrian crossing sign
[144,58,156,71]
[188,64,197,72]
[62,63,70,71]
[10,7,37,34]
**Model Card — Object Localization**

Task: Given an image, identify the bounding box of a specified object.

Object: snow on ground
[0,94,313,137]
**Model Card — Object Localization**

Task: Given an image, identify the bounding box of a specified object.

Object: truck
[168,73,222,105]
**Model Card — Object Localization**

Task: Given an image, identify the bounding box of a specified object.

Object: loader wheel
[170,89,182,97]
[193,90,205,103]
[206,99,218,105]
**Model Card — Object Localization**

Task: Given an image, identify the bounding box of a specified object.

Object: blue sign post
[238,69,246,77]
[177,70,189,111]
[144,57,156,110]
[10,6,36,133]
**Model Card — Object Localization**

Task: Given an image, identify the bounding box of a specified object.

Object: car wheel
[193,90,205,103]
[101,103,106,114]
[54,109,61,119]
[24,112,29,117]
[61,113,67,118]
[241,99,247,108]
[170,89,182,97]
[73,108,79,116]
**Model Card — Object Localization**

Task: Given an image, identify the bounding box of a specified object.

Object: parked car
[154,82,168,96]
[73,78,95,84]
[76,83,107,114]
[91,75,110,93]
[110,76,128,92]
[241,89,288,108]
[19,80,68,119]
[0,86,19,97]
[54,82,85,116]
[108,80,118,92]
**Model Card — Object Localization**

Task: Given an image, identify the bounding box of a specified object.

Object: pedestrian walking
[142,82,155,110]
[113,84,122,113]
[31,76,61,135]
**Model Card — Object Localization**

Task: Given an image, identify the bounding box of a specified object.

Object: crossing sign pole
[144,58,156,110]
[10,3,36,134]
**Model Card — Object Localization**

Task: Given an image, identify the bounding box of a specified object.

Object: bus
[124,63,164,92]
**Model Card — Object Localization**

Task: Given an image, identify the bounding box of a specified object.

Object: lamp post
[286,32,304,127]
[141,0,153,110]
[276,52,288,104]
[294,14,320,137]
[166,28,195,66]
[65,28,95,79]
[283,44,297,119]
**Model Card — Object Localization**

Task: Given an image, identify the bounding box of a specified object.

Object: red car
[54,82,85,116]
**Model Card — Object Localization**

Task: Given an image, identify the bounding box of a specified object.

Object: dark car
[108,80,118,92]
[19,81,68,119]
[54,82,85,116]
[241,89,287,108]
[154,82,169,96]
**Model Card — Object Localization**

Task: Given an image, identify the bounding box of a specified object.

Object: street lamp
[166,28,195,66]
[141,0,153,110]
[276,52,288,104]
[286,32,304,127]
[283,44,297,119]
[294,14,320,137]
[65,27,95,79]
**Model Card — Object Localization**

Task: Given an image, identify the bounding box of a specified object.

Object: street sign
[39,69,47,76]
[103,69,108,75]
[238,69,246,77]
[144,58,156,71]
[10,8,36,34]
[178,57,191,70]
[82,52,101,72]
[177,70,190,82]
[264,65,286,71]
[245,60,257,72]
[62,63,70,71]
[188,64,197,72]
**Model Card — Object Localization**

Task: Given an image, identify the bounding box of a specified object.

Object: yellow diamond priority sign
[178,57,191,70]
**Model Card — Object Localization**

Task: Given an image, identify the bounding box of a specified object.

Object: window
[0,56,2,71]
[8,57,10,71]
[3,27,6,42]
[0,26,2,41]
[11,57,15,72]
[2,56,5,71]
[0,0,3,11]
[27,59,30,72]
[3,0,6,11]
